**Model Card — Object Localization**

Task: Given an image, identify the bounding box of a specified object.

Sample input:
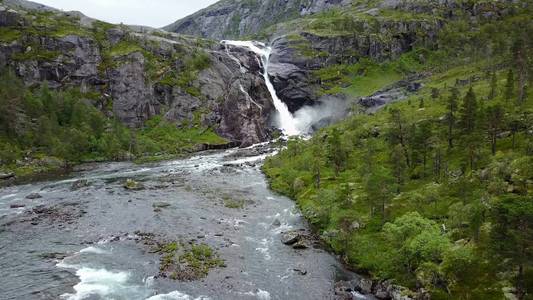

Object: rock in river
[281,231,300,245]
[26,193,42,199]
[153,202,171,209]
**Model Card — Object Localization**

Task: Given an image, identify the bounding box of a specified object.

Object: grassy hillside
[263,3,533,299]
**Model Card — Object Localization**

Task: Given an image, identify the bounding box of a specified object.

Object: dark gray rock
[26,193,42,199]
[292,240,309,249]
[71,179,89,190]
[281,231,300,245]
[0,6,21,26]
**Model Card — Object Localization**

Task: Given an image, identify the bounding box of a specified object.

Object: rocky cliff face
[163,0,352,40]
[0,1,276,146]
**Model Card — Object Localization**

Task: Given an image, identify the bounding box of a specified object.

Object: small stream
[0,143,373,300]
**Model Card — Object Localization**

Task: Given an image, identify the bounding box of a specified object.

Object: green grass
[108,40,143,57]
[0,27,21,42]
[345,67,403,97]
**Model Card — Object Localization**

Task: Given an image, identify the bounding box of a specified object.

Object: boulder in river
[26,193,42,199]
[71,179,89,190]
[281,231,300,245]
[152,202,171,209]
[0,172,15,180]
[10,203,25,209]
[292,240,308,249]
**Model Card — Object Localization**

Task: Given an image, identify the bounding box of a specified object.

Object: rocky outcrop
[164,0,352,40]
[335,278,431,300]
[0,3,277,146]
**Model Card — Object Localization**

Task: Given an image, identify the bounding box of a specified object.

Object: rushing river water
[0,144,373,300]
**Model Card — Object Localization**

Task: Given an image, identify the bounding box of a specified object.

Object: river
[0,143,373,300]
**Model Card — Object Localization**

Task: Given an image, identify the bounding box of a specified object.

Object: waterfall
[222,40,300,136]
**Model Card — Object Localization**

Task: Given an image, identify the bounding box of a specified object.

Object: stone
[280,231,300,245]
[152,202,171,208]
[271,218,281,227]
[10,203,25,208]
[0,172,15,180]
[71,179,89,190]
[359,278,373,294]
[293,268,307,275]
[26,193,42,199]
[292,240,308,249]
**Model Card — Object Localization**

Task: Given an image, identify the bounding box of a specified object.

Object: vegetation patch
[222,195,249,209]
[157,241,225,281]
[264,4,533,298]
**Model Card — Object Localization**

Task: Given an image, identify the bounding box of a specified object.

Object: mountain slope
[163,0,351,40]
[262,0,533,299]
[0,0,278,177]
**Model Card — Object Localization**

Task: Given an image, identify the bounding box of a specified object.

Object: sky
[35,0,219,28]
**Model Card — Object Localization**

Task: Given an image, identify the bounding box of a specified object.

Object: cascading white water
[222,40,300,136]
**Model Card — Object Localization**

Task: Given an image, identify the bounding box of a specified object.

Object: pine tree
[504,69,515,101]
[390,144,407,193]
[488,72,498,100]
[446,87,459,148]
[486,104,504,155]
[327,128,346,177]
[431,88,440,100]
[387,108,410,167]
[512,36,528,104]
[459,87,478,134]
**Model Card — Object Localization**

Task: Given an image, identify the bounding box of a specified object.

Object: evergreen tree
[505,69,515,101]
[446,87,459,148]
[512,36,528,104]
[388,108,410,167]
[311,143,322,188]
[490,195,533,300]
[486,104,504,155]
[488,72,498,99]
[327,128,346,176]
[364,166,393,219]
[459,87,478,134]
[390,144,407,193]
[414,121,433,175]
[431,88,440,100]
